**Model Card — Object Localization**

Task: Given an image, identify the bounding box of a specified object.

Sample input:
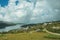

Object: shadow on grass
[0,34,6,37]
[44,34,60,39]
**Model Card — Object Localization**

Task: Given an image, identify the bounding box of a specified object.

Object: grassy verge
[0,32,60,40]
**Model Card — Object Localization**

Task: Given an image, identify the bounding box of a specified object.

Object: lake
[0,24,22,32]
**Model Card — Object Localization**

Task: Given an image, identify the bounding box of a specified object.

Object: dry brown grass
[0,32,60,40]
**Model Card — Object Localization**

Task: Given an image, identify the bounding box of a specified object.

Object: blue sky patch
[0,0,9,7]
[15,0,19,5]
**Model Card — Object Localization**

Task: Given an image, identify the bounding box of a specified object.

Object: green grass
[44,33,60,39]
[0,32,60,40]
[0,21,60,40]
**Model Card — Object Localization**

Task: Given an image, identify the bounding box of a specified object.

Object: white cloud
[0,0,60,24]
[54,9,59,12]
[30,17,36,20]
[0,14,3,20]
[14,10,26,18]
[3,15,12,22]
[16,3,24,9]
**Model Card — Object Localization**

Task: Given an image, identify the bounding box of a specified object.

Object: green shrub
[44,34,60,39]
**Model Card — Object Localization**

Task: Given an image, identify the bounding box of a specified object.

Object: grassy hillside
[0,32,60,40]
[0,21,60,40]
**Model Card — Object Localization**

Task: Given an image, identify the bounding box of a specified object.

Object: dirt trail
[44,28,60,35]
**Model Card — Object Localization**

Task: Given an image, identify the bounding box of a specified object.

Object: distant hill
[0,21,17,29]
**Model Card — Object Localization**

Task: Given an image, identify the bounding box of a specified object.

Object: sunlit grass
[0,32,60,40]
[0,21,60,40]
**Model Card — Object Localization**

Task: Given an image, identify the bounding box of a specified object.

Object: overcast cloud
[0,0,60,24]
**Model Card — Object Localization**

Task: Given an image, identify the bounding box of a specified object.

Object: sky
[0,0,9,7]
[0,0,60,24]
[0,0,60,32]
